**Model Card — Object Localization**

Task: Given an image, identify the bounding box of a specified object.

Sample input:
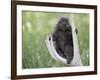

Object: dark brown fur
[53,17,74,64]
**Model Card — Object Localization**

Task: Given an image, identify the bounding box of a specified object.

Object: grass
[22,11,89,69]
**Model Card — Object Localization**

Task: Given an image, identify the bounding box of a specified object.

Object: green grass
[22,12,89,69]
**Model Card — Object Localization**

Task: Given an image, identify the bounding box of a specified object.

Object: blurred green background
[22,11,89,69]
